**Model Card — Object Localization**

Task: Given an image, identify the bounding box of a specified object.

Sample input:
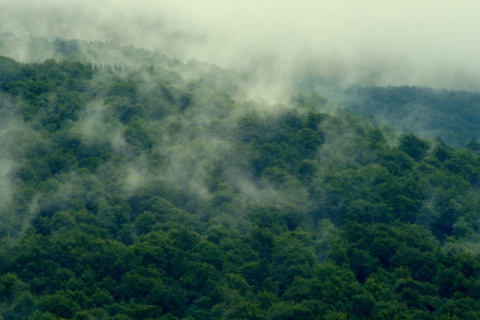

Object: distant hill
[344,85,480,147]
[0,32,172,67]
[295,75,480,147]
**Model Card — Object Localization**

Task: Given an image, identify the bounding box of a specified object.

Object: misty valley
[1,36,480,319]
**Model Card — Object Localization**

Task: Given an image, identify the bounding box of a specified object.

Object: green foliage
[399,133,430,161]
[1,53,480,319]
[344,85,480,147]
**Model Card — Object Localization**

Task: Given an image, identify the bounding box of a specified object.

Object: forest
[0,38,480,319]
[295,77,480,148]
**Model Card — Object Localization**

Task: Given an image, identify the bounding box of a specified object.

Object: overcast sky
[1,0,480,90]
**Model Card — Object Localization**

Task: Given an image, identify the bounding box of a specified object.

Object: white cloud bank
[1,0,480,89]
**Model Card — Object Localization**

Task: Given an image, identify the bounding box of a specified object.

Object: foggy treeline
[0,32,479,319]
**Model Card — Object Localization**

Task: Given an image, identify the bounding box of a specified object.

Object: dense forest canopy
[0,37,480,319]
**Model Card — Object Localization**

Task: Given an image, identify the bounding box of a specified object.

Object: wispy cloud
[1,0,480,89]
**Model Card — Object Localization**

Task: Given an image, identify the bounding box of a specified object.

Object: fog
[1,0,480,90]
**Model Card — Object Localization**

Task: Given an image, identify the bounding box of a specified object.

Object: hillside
[295,76,480,147]
[0,48,480,319]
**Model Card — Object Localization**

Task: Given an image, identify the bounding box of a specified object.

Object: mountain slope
[1,51,480,319]
[296,75,480,147]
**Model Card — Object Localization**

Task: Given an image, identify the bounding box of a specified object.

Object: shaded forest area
[344,85,480,147]
[1,52,480,319]
[294,75,480,147]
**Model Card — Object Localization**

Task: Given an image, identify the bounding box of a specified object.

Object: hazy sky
[1,0,480,89]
